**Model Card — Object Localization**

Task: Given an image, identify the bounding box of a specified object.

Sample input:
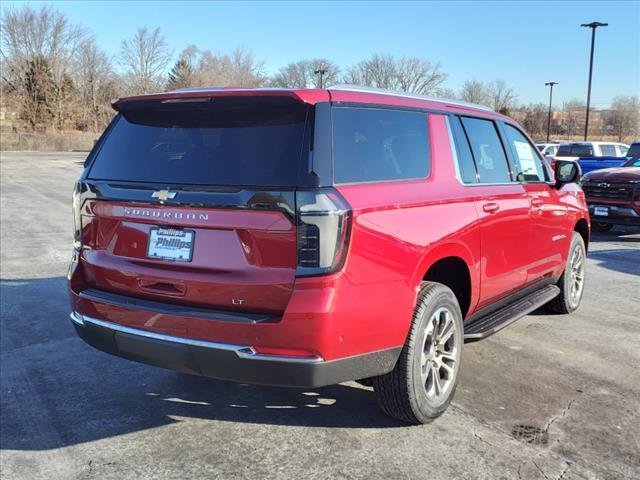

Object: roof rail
[329,84,493,112]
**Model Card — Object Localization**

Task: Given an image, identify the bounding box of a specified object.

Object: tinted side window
[574,145,594,157]
[449,115,478,183]
[460,117,511,183]
[333,108,429,183]
[600,144,617,156]
[557,144,594,157]
[502,123,547,182]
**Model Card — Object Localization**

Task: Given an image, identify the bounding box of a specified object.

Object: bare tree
[434,87,458,99]
[307,58,340,88]
[196,50,226,86]
[344,54,396,89]
[562,99,586,138]
[459,79,491,105]
[271,58,339,88]
[119,27,171,94]
[343,54,447,95]
[520,103,548,140]
[193,47,266,87]
[228,47,267,87]
[608,95,640,142]
[271,61,310,88]
[459,79,517,113]
[1,4,88,129]
[395,57,447,95]
[488,80,517,114]
[76,38,117,131]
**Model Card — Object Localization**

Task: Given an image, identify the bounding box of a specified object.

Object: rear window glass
[88,103,309,187]
[460,117,511,183]
[333,107,429,183]
[557,144,594,157]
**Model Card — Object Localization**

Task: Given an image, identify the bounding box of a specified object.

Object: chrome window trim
[70,312,324,363]
[446,115,464,183]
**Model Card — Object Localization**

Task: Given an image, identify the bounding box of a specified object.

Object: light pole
[581,21,608,141]
[545,81,558,142]
[314,68,327,89]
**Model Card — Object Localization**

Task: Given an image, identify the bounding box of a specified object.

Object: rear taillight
[295,188,351,276]
[72,184,82,251]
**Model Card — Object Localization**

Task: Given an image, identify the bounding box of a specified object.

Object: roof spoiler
[112,88,328,112]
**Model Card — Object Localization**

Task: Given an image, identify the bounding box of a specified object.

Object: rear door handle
[482,202,500,214]
[531,198,544,207]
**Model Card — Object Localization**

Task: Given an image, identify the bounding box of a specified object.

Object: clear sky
[5,0,640,107]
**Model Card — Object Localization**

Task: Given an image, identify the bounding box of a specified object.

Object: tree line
[514,96,640,142]
[1,4,638,143]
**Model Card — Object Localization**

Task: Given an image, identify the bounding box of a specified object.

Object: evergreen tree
[167,58,195,90]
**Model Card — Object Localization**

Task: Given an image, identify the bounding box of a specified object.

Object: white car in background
[554,141,631,175]
[536,142,562,157]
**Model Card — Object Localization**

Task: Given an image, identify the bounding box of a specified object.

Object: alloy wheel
[569,244,585,306]
[420,307,459,400]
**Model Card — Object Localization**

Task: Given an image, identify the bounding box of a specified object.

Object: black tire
[592,222,613,233]
[547,232,586,314]
[372,282,464,424]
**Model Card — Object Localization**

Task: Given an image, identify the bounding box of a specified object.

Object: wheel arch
[574,217,590,252]
[413,243,479,319]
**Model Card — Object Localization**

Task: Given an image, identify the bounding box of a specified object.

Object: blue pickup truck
[555,142,630,175]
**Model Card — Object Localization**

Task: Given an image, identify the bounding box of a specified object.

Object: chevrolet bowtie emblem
[151,190,177,203]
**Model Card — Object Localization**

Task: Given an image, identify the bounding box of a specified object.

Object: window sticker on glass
[514,141,538,176]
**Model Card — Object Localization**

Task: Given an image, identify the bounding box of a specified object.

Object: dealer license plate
[147,227,194,262]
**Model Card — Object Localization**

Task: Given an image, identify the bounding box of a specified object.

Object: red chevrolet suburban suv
[69,86,589,424]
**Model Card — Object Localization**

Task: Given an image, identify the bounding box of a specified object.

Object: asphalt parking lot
[1,151,639,480]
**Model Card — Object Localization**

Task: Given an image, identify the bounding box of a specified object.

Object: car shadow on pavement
[587,248,640,276]
[1,277,404,452]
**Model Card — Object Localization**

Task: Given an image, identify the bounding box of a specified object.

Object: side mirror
[554,160,581,187]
